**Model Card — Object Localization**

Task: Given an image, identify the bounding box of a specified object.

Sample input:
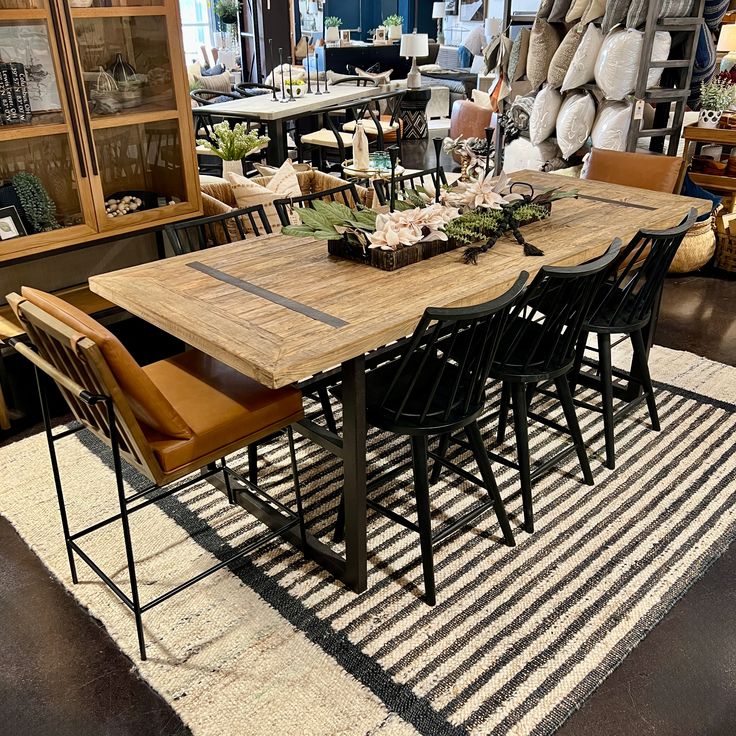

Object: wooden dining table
[89,171,709,594]
[203,85,385,165]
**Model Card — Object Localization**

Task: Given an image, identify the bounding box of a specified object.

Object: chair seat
[342,119,400,136]
[300,129,354,148]
[143,350,303,472]
[584,283,650,332]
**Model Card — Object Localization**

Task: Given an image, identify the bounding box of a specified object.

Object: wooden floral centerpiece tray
[281,177,575,271]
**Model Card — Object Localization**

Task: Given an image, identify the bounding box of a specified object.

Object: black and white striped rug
[1,345,734,736]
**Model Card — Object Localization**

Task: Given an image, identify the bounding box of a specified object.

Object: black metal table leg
[266,120,287,165]
[340,355,368,593]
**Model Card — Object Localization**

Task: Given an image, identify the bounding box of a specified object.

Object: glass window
[179,0,213,58]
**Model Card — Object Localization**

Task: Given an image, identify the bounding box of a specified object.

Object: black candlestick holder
[433,136,443,203]
[278,48,289,103]
[484,126,494,177]
[268,40,278,101]
[314,55,323,95]
[306,51,313,94]
[287,59,295,101]
[388,145,399,213]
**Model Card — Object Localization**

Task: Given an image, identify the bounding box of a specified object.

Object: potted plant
[325,16,341,43]
[11,172,60,233]
[698,78,734,128]
[384,14,404,41]
[285,78,306,97]
[215,0,240,26]
[196,121,270,177]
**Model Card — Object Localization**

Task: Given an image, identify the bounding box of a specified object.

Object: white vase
[698,109,723,128]
[221,158,244,178]
[352,122,370,170]
[325,26,339,43]
[388,25,402,40]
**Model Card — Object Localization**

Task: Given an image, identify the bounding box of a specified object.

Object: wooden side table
[399,88,431,140]
[683,123,736,197]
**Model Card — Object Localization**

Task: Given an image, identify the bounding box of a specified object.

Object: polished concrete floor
[2,145,735,734]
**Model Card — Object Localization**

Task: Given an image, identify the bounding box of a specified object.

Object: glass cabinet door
[67,0,200,232]
[0,6,97,261]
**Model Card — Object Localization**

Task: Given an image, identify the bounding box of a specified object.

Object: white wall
[444,0,539,46]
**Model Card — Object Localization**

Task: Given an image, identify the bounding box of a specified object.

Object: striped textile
[1,345,734,736]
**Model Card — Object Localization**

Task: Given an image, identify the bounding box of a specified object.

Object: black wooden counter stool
[570,209,697,470]
[452,242,622,535]
[329,275,527,605]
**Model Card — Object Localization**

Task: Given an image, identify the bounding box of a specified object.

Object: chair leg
[317,385,338,434]
[510,382,534,534]
[598,332,616,470]
[222,457,235,504]
[430,433,451,483]
[497,381,511,444]
[287,426,309,551]
[465,421,515,547]
[411,435,436,606]
[35,367,77,584]
[107,399,146,661]
[248,443,258,485]
[631,328,660,431]
[333,495,346,544]
[525,381,538,411]
[555,376,594,486]
[569,330,589,395]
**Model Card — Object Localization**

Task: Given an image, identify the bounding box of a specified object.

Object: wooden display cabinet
[0,0,201,264]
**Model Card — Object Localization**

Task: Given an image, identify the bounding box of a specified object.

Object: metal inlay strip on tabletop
[575,194,658,211]
[187,262,348,328]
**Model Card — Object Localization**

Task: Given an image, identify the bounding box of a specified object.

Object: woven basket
[715,229,736,273]
[669,217,716,273]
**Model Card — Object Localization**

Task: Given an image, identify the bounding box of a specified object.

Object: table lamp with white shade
[432,2,445,44]
[718,24,736,71]
[400,32,429,89]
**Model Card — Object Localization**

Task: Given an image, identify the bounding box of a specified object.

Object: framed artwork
[0,206,26,240]
[0,25,61,113]
[374,27,386,42]
[445,0,458,15]
[460,0,485,22]
[340,29,351,42]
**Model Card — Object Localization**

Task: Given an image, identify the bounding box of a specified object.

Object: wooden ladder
[626,0,706,155]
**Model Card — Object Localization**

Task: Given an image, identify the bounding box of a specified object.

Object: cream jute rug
[1,345,735,736]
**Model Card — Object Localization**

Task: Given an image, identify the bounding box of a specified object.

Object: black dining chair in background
[570,208,698,470]
[272,181,362,227]
[372,167,448,206]
[164,205,272,256]
[327,274,528,605]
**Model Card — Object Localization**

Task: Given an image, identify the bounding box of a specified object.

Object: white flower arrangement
[367,203,460,251]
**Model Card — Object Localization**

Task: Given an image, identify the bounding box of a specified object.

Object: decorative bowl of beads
[104,191,157,219]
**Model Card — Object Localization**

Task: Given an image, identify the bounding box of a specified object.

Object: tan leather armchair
[583,148,686,194]
[8,287,305,660]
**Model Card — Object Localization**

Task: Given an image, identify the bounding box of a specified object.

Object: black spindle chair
[373,167,448,206]
[164,206,271,256]
[490,241,621,533]
[570,208,698,469]
[328,275,528,605]
[434,241,622,535]
[273,182,362,227]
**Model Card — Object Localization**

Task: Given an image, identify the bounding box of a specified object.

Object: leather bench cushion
[142,350,303,472]
[19,287,192,440]
[583,148,683,193]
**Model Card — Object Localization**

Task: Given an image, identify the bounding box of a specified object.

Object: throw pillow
[601,0,633,34]
[537,0,556,18]
[227,159,302,231]
[193,69,232,93]
[201,192,243,244]
[594,28,643,100]
[626,0,647,27]
[562,22,604,91]
[565,0,589,22]
[527,18,562,90]
[471,88,493,108]
[660,0,694,17]
[530,84,563,144]
[508,27,531,82]
[201,63,225,76]
[704,0,729,32]
[355,66,393,85]
[556,91,596,159]
[548,0,573,23]
[581,0,607,23]
[547,24,585,88]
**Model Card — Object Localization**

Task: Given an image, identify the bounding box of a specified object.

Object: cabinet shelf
[0,8,47,20]
[90,104,179,129]
[0,121,68,142]
[71,6,167,17]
